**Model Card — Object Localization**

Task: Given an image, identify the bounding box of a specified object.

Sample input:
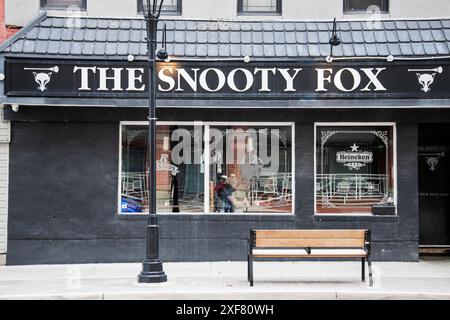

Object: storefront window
[121,124,204,213]
[120,123,293,214]
[315,124,395,214]
[208,125,292,214]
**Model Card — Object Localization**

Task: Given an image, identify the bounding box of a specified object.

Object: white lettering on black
[73,66,96,91]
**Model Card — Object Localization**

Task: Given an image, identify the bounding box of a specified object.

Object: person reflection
[215,175,236,213]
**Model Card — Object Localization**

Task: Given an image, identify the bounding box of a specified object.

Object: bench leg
[367,256,373,287]
[361,258,366,282]
[247,253,250,282]
[248,254,254,287]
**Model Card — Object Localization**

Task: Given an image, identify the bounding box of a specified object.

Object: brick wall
[0,0,20,43]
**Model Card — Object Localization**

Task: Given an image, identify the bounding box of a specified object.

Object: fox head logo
[416,73,436,93]
[426,157,439,171]
[33,72,53,92]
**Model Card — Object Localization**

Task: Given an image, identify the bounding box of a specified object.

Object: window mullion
[204,124,210,214]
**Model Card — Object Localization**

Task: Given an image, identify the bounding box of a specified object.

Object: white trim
[315,213,373,217]
[5,103,450,109]
[291,124,296,215]
[46,13,450,22]
[117,123,123,216]
[119,212,295,217]
[120,121,295,126]
[169,55,450,63]
[203,124,210,214]
[393,124,398,214]
[119,121,296,216]
[313,122,397,216]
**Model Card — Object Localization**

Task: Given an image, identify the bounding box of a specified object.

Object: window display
[208,125,293,214]
[315,124,395,214]
[121,124,204,213]
[121,123,293,214]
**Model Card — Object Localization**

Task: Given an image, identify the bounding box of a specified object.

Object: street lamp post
[138,0,167,283]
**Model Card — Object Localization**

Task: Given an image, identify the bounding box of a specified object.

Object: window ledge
[237,12,282,16]
[40,8,87,11]
[343,11,389,15]
[116,213,296,222]
[138,12,182,16]
[314,214,399,222]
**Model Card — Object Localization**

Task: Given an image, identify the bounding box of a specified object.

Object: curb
[1,290,450,300]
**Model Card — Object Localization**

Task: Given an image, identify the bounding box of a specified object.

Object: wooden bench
[247,229,373,286]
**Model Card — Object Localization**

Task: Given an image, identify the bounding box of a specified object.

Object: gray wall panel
[6,108,429,264]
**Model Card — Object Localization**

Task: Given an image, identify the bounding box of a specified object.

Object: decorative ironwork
[156,154,179,176]
[371,130,389,146]
[126,129,143,145]
[321,195,337,208]
[379,194,389,205]
[343,162,366,171]
[321,130,338,147]
[279,131,288,147]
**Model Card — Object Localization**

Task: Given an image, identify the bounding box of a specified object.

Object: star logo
[350,143,359,152]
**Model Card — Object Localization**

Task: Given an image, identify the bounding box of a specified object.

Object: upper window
[40,0,87,10]
[343,0,389,13]
[137,0,182,14]
[315,124,396,215]
[238,0,281,14]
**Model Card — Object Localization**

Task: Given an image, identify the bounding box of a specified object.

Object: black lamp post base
[138,261,167,283]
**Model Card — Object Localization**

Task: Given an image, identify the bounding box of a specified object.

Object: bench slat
[255,238,365,248]
[254,229,366,239]
[252,248,367,258]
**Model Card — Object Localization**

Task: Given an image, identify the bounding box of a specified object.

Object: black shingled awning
[1,12,450,60]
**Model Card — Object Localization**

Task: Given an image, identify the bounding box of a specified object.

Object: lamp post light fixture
[138,0,168,284]
[326,18,341,63]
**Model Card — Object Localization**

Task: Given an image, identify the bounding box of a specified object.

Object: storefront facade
[1,14,450,264]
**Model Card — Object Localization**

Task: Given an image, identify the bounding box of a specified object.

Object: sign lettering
[5,59,450,100]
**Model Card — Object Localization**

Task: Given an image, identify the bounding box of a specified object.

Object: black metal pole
[138,1,167,283]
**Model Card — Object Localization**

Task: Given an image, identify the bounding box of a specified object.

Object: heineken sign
[336,143,374,171]
[5,58,450,100]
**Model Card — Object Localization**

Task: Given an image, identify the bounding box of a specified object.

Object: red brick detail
[156,126,172,191]
[0,0,21,43]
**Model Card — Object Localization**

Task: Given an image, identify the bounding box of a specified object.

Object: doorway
[418,124,450,254]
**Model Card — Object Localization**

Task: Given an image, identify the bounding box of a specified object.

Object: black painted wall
[4,106,435,264]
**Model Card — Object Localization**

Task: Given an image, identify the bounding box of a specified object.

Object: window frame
[119,121,295,216]
[343,0,389,14]
[40,0,87,10]
[137,0,182,15]
[313,122,397,216]
[237,0,282,15]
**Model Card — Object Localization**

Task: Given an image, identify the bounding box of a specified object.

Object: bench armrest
[364,230,372,255]
[248,230,257,255]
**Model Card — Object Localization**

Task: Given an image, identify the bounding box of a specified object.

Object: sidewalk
[1,258,450,300]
